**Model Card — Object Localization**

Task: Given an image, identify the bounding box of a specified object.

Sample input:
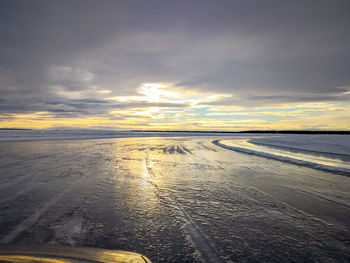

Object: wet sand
[0,137,349,262]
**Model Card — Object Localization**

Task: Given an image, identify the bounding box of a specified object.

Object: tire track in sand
[0,169,94,243]
[144,153,225,263]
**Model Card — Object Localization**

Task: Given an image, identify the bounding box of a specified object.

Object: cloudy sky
[1,0,350,130]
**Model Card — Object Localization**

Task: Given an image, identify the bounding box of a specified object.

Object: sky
[0,0,350,130]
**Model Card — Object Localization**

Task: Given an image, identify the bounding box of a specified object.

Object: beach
[0,133,349,262]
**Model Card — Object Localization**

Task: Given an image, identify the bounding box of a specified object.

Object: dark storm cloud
[1,0,350,117]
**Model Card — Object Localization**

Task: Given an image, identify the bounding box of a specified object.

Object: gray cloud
[0,0,350,118]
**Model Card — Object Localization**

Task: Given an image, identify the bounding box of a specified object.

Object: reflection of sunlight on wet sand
[114,137,194,217]
[114,138,163,216]
[220,139,350,170]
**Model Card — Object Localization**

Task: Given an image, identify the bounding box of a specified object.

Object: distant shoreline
[130,130,350,135]
[1,128,349,135]
[0,128,32,130]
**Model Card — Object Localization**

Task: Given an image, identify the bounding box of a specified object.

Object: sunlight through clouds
[110,83,232,106]
[1,1,350,131]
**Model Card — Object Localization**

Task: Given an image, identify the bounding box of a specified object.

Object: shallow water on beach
[218,139,350,174]
[0,136,349,262]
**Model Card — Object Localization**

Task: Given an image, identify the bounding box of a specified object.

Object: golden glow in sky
[1,83,349,130]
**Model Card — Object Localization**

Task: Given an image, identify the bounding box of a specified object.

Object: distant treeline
[131,130,350,135]
[237,130,350,135]
[0,128,32,130]
[0,128,349,134]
